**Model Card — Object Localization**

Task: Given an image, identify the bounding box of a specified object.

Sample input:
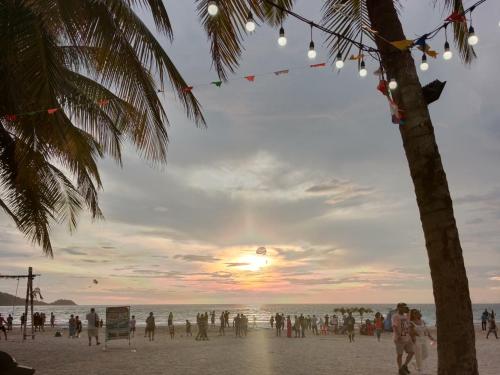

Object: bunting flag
[415,35,427,48]
[97,99,110,106]
[310,63,326,68]
[389,99,405,125]
[47,108,58,114]
[390,39,414,51]
[244,75,255,82]
[417,44,439,58]
[182,86,193,93]
[349,54,365,61]
[445,11,467,23]
[377,80,389,96]
[5,114,17,122]
[211,81,222,87]
[274,69,289,76]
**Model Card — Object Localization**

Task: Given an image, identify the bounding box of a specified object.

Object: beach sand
[0,326,498,374]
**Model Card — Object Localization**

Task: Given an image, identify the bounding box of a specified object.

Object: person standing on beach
[86,308,100,346]
[168,312,173,328]
[253,315,257,328]
[0,314,7,340]
[481,309,489,331]
[486,312,498,339]
[311,315,318,335]
[225,311,230,328]
[276,313,282,337]
[50,312,55,328]
[409,309,435,373]
[130,315,136,337]
[392,303,414,375]
[219,312,225,336]
[68,314,76,338]
[186,320,192,336]
[145,312,155,341]
[345,312,355,342]
[374,312,384,342]
[7,314,13,331]
[286,316,292,338]
[211,311,216,328]
[75,316,82,338]
[299,314,306,338]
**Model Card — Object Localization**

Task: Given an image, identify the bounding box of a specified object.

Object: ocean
[1,304,498,328]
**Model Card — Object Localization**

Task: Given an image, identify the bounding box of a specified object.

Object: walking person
[486,312,498,339]
[68,314,76,338]
[145,312,155,341]
[392,303,414,375]
[409,309,435,373]
[75,316,82,338]
[345,312,356,343]
[130,315,136,337]
[374,312,384,342]
[86,308,100,346]
[219,312,225,336]
[7,314,13,331]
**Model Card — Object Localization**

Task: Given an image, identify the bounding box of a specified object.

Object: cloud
[225,262,251,268]
[60,247,87,256]
[173,254,221,263]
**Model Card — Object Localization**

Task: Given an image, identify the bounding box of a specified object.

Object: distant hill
[0,291,76,306]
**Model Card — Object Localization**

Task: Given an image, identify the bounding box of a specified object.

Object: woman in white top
[409,309,435,373]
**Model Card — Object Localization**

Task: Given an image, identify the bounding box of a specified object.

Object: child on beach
[186,320,192,336]
[374,312,384,342]
[169,323,175,339]
[409,309,435,373]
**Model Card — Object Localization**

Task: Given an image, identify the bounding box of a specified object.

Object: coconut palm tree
[194,0,477,372]
[0,0,204,255]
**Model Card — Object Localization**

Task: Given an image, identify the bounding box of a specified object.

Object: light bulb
[467,26,478,45]
[245,11,256,32]
[420,54,429,71]
[207,1,218,16]
[335,52,344,69]
[388,78,398,90]
[278,27,287,46]
[359,61,367,77]
[443,41,453,60]
[308,41,316,59]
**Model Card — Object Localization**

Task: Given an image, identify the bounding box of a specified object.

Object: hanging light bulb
[207,1,219,16]
[335,51,344,69]
[245,11,256,32]
[467,26,478,46]
[307,25,316,59]
[278,27,287,46]
[308,41,317,59]
[420,53,429,71]
[388,78,398,90]
[359,60,367,77]
[443,41,453,60]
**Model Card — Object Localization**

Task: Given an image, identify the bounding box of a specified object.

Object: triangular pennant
[349,54,364,61]
[274,69,289,76]
[389,99,405,125]
[417,44,439,58]
[5,114,17,121]
[445,11,466,23]
[390,39,414,51]
[310,63,326,68]
[97,99,110,106]
[244,75,255,82]
[47,108,58,115]
[211,81,222,87]
[182,86,193,93]
[377,80,388,96]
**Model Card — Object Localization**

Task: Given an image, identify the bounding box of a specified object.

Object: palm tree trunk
[366,1,478,374]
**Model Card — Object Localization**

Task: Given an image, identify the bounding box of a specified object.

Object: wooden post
[29,267,34,339]
[23,271,29,341]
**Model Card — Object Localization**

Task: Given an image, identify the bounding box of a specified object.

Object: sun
[239,255,269,272]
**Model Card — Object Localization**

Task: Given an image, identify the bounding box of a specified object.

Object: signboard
[105,306,130,342]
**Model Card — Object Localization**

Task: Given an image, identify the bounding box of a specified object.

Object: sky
[1,1,500,305]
